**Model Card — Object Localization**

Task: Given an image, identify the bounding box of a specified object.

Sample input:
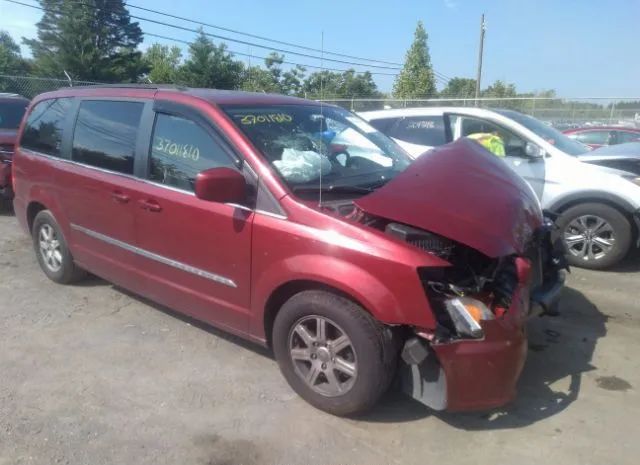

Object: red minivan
[12,85,565,416]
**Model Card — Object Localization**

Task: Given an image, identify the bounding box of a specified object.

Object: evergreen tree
[0,31,29,74]
[393,21,436,98]
[24,0,146,82]
[180,31,243,89]
[144,43,182,84]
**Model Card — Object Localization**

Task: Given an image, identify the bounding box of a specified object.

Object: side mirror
[195,167,246,204]
[525,142,545,159]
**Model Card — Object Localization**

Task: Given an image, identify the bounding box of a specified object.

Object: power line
[123,0,451,83]
[144,32,398,76]
[123,1,404,67]
[7,0,397,76]
[6,0,402,71]
[5,0,451,84]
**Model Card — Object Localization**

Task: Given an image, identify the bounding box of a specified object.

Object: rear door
[130,100,254,333]
[444,112,547,198]
[58,98,149,287]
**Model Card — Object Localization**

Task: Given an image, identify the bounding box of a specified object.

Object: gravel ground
[1,211,639,465]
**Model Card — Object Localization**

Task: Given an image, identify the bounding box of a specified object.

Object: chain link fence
[0,74,104,99]
[3,75,639,129]
[319,97,640,129]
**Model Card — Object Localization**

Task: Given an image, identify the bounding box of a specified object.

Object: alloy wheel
[39,224,63,272]
[564,215,616,262]
[288,315,358,397]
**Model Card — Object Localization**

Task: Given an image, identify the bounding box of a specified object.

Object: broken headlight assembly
[444,297,495,339]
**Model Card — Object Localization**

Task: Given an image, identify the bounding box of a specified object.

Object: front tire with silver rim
[557,202,632,270]
[273,290,397,416]
[32,210,86,284]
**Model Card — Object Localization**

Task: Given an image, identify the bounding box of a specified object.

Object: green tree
[393,21,436,98]
[440,77,476,99]
[482,80,517,98]
[24,0,146,82]
[303,69,381,99]
[144,43,182,84]
[180,31,243,89]
[0,30,29,74]
[281,65,306,96]
[240,65,281,93]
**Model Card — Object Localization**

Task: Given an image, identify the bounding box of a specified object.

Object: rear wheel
[557,202,632,270]
[32,210,86,284]
[272,290,396,416]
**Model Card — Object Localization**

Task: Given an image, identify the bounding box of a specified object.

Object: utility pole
[474,13,486,106]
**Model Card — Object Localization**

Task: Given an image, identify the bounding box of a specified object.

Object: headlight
[622,174,640,187]
[444,297,494,339]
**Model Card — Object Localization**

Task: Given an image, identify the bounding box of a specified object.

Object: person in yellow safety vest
[467,132,506,157]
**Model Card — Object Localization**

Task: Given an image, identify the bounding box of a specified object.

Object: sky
[1,0,639,97]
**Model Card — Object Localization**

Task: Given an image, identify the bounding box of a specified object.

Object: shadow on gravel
[113,285,273,359]
[359,286,607,429]
[607,249,640,273]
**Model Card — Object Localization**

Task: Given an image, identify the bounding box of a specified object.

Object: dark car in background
[564,126,640,149]
[581,142,640,176]
[0,93,30,210]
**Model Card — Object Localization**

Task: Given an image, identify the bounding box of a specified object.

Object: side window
[450,115,529,157]
[72,100,144,174]
[618,131,640,143]
[574,131,609,145]
[20,98,72,157]
[367,117,397,134]
[149,113,236,192]
[388,116,446,146]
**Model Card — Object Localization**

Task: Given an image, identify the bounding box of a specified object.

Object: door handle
[111,191,130,204]
[138,199,162,212]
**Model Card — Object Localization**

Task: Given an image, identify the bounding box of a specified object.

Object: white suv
[360,107,640,269]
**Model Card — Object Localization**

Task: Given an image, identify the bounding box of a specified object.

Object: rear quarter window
[72,100,144,175]
[388,116,446,146]
[20,98,72,157]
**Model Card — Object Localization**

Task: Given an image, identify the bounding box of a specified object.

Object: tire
[556,202,632,270]
[32,210,86,284]
[272,290,397,416]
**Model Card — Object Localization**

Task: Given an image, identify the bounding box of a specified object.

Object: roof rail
[62,83,188,91]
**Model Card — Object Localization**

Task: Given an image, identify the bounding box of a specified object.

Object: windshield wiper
[292,184,374,194]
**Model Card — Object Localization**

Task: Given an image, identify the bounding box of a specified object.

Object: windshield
[222,104,411,198]
[0,99,29,130]
[495,109,590,156]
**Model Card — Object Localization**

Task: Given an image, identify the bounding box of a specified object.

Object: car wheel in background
[272,290,397,416]
[557,202,632,270]
[32,210,86,284]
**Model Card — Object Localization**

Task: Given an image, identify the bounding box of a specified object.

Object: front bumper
[401,227,567,412]
[401,263,530,411]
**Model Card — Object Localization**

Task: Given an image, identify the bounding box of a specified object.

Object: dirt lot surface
[1,211,639,465]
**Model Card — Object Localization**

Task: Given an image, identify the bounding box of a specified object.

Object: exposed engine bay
[321,199,565,342]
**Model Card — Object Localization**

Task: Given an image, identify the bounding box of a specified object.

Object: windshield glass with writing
[222,104,411,198]
[495,109,590,156]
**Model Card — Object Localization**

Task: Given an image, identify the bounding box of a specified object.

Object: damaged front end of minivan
[353,140,567,411]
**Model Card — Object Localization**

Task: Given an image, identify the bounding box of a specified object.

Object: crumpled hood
[355,139,543,257]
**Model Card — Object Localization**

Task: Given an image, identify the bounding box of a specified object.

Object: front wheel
[272,290,397,416]
[556,202,632,270]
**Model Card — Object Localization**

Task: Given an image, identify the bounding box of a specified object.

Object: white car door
[444,112,547,199]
